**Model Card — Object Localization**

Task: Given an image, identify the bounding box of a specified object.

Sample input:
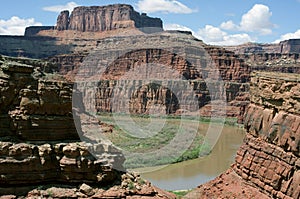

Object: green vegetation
[170,190,192,198]
[128,182,135,190]
[98,113,238,168]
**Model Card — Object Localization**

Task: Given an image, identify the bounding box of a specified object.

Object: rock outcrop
[0,56,175,198]
[187,71,300,199]
[225,39,300,54]
[24,26,54,37]
[24,4,163,36]
[58,4,163,32]
[66,32,250,121]
[0,55,76,141]
[234,72,300,199]
[238,52,300,73]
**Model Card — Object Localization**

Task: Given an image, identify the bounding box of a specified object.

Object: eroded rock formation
[63,4,163,32]
[225,39,300,54]
[234,72,300,198]
[0,56,76,141]
[25,4,163,36]
[66,32,250,121]
[0,56,176,198]
[187,71,300,199]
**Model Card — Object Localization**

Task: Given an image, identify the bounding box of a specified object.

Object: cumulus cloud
[136,0,195,14]
[195,25,253,46]
[0,16,42,35]
[164,23,194,32]
[239,4,274,35]
[196,25,227,43]
[43,1,80,13]
[273,29,300,43]
[220,20,238,31]
[219,4,275,35]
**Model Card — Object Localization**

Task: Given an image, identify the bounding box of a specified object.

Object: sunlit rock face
[234,72,300,199]
[56,4,163,32]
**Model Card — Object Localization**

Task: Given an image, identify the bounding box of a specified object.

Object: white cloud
[0,16,42,35]
[196,25,227,43]
[195,25,253,46]
[220,33,254,46]
[136,0,195,14]
[43,1,80,13]
[273,29,300,43]
[220,20,238,31]
[164,23,194,32]
[239,4,274,35]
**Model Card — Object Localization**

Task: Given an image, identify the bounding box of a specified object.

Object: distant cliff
[25,4,163,36]
[225,39,300,54]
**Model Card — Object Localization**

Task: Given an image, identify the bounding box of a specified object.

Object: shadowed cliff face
[0,55,177,198]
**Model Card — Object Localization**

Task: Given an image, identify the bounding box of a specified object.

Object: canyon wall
[238,53,300,73]
[234,73,300,198]
[0,55,76,141]
[25,4,163,36]
[0,56,129,197]
[186,71,300,199]
[0,55,175,198]
[69,32,250,120]
[225,39,300,54]
[233,72,300,199]
[225,40,300,74]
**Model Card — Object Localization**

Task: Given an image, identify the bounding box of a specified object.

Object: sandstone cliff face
[238,53,300,73]
[234,72,300,199]
[225,39,300,54]
[187,71,300,199]
[0,56,76,141]
[68,32,250,120]
[0,56,175,198]
[56,4,162,32]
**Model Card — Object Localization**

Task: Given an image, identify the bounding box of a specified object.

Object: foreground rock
[184,168,269,199]
[0,56,175,198]
[188,71,300,198]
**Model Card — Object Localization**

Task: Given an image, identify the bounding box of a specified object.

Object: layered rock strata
[238,52,300,73]
[0,56,76,141]
[25,4,163,36]
[70,32,250,120]
[234,72,300,198]
[187,71,300,198]
[63,4,163,32]
[0,57,131,197]
[225,39,300,54]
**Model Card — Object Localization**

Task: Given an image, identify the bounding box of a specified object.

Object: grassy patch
[98,113,238,168]
[170,190,192,198]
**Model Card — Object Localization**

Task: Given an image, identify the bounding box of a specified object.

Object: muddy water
[137,124,245,191]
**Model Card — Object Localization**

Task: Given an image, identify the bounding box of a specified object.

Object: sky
[0,0,300,45]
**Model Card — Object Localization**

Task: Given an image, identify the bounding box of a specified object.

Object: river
[135,124,245,191]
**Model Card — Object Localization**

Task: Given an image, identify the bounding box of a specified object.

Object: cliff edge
[25,4,163,36]
[186,71,300,199]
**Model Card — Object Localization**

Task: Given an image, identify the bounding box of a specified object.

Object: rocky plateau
[0,3,299,199]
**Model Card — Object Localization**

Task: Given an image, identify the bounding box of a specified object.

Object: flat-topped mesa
[56,4,163,33]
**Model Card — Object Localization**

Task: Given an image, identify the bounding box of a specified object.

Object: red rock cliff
[186,71,300,199]
[56,4,163,32]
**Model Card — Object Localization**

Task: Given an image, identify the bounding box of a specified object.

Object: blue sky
[0,0,299,45]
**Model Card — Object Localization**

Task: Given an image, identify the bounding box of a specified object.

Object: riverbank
[98,113,244,169]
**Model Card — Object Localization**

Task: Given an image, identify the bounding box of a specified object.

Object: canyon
[186,71,300,199]
[0,3,299,198]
